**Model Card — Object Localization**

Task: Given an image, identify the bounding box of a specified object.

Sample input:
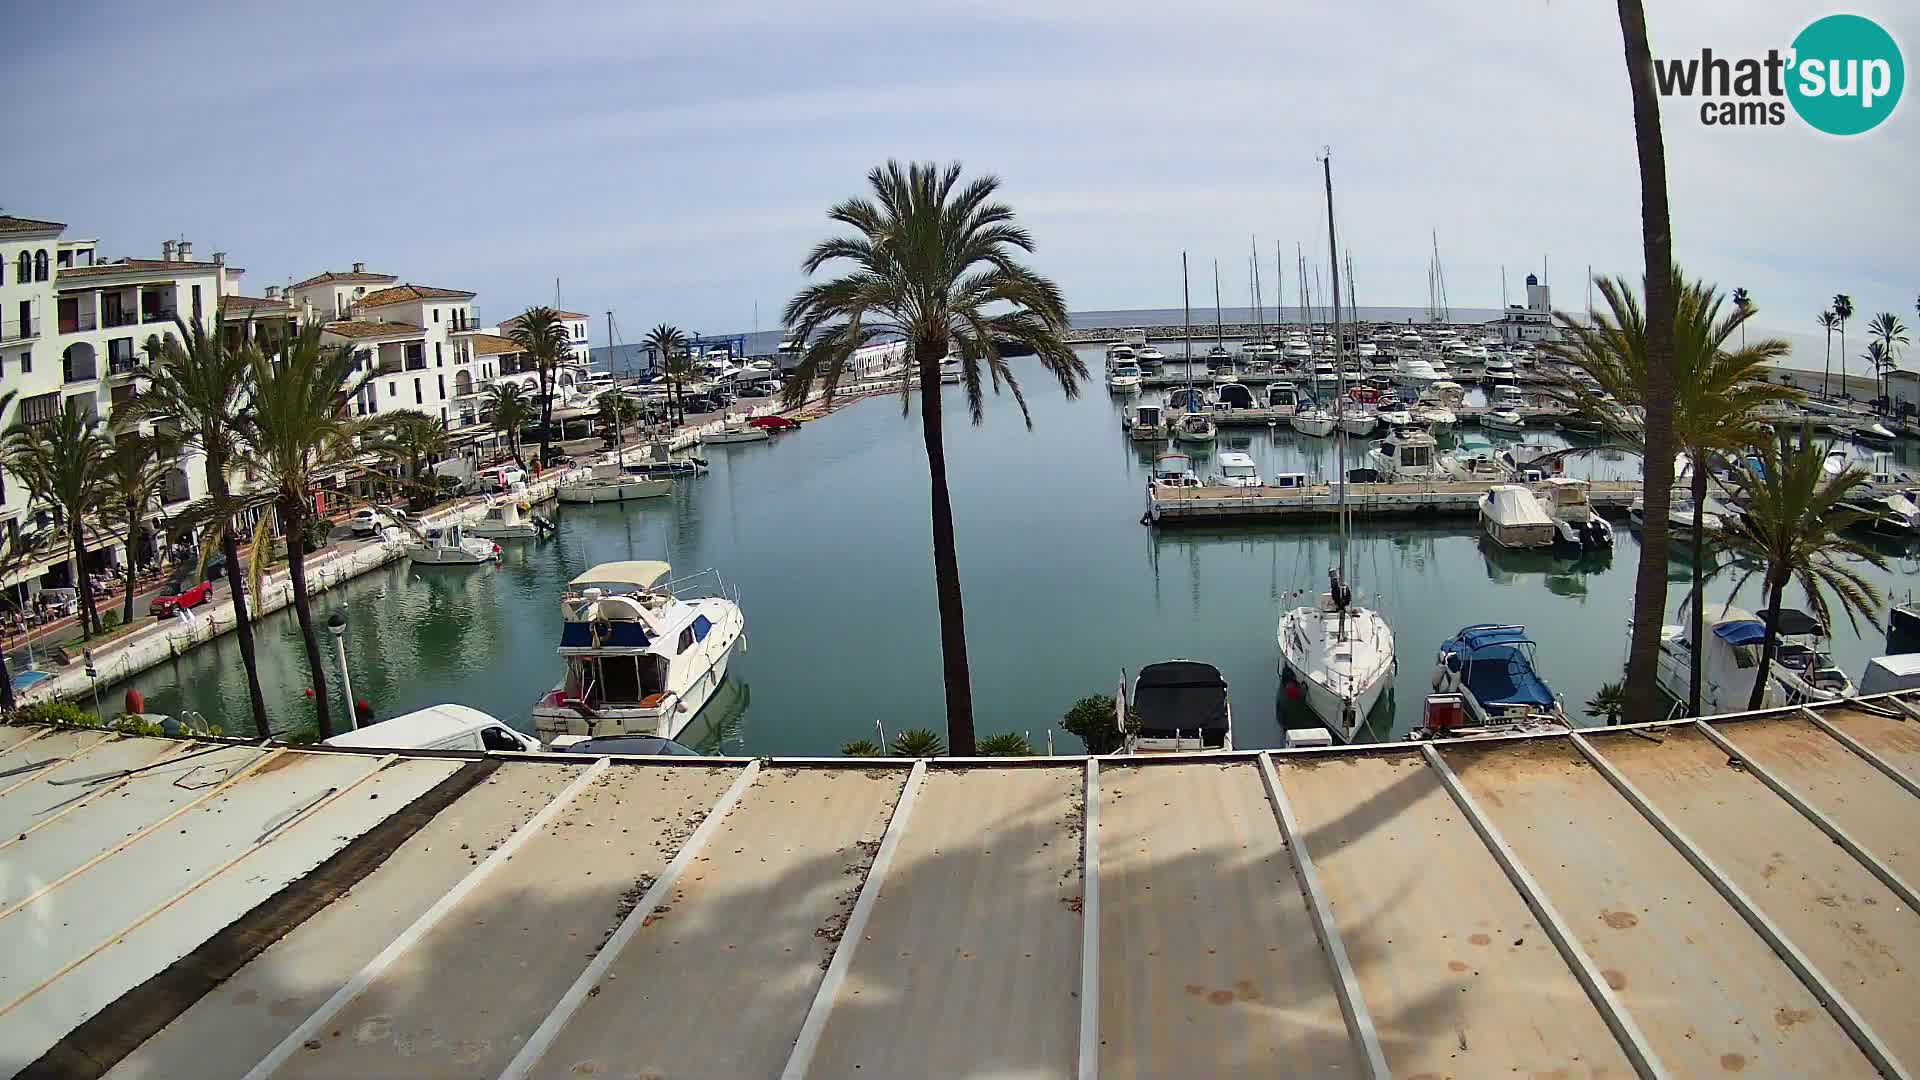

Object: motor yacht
[406,522,501,566]
[1479,484,1559,549]
[1365,426,1442,481]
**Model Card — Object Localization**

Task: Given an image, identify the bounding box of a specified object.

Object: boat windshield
[1222,463,1257,479]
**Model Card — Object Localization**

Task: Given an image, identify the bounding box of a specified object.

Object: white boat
[1214,451,1262,488]
[1125,660,1233,753]
[1413,405,1457,433]
[1428,624,1570,734]
[1534,477,1614,549]
[470,496,552,540]
[1279,158,1395,746]
[1166,386,1214,412]
[532,560,747,745]
[1482,357,1518,386]
[940,358,964,384]
[1105,342,1137,362]
[1498,440,1562,478]
[1290,406,1336,437]
[1480,408,1527,432]
[1309,359,1340,386]
[1339,408,1378,437]
[1107,361,1143,392]
[701,421,771,445]
[1479,484,1559,549]
[1151,451,1201,489]
[406,522,500,566]
[1426,380,1467,407]
[1365,426,1441,481]
[1395,357,1441,388]
[1128,404,1167,442]
[1136,345,1166,365]
[1265,383,1300,415]
[558,465,674,505]
[1440,434,1512,482]
[1212,382,1257,410]
[1173,411,1216,443]
[1627,495,1722,536]
[1657,602,1854,716]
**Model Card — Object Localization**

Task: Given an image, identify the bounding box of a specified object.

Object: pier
[1146,478,1642,525]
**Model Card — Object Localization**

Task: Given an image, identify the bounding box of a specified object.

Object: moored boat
[701,421,772,445]
[1479,484,1558,549]
[1173,411,1217,443]
[1421,624,1570,738]
[470,496,553,540]
[558,465,673,505]
[1125,660,1233,753]
[406,522,500,566]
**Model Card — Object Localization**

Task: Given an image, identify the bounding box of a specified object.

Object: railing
[109,356,145,377]
[142,308,178,324]
[0,317,37,342]
[103,310,139,328]
[405,359,428,371]
[62,362,99,384]
[377,362,403,376]
[58,312,97,333]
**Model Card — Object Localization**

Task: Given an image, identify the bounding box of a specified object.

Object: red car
[150,579,213,617]
[747,415,801,431]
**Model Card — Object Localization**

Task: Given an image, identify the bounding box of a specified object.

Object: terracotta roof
[501,309,589,326]
[290,269,397,289]
[470,333,525,356]
[220,295,296,317]
[322,320,425,340]
[356,284,476,308]
[0,215,65,235]
[55,258,222,281]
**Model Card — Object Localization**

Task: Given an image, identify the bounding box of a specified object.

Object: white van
[322,704,539,753]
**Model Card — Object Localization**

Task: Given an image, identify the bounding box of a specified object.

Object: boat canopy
[570,560,671,589]
[1446,625,1555,709]
[1484,485,1554,527]
[1712,620,1769,647]
[1133,661,1229,743]
[1765,608,1825,637]
[1153,453,1193,477]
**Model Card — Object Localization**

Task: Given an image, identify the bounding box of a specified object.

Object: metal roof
[4,692,1920,1078]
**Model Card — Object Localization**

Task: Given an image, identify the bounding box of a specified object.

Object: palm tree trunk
[1839,325,1847,397]
[1748,573,1787,711]
[122,501,139,626]
[0,648,14,713]
[71,527,100,638]
[209,461,270,738]
[281,496,334,738]
[538,365,555,465]
[918,342,975,756]
[1823,329,1832,398]
[1687,460,1709,716]
[1616,0,1678,728]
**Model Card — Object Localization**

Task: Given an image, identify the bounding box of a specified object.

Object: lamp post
[327,607,357,730]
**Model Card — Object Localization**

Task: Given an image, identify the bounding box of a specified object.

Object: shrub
[889,727,946,758]
[976,732,1033,757]
[12,701,98,727]
[840,738,884,757]
[1061,694,1137,755]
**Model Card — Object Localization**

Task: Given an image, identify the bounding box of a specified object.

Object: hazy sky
[7,1,1914,363]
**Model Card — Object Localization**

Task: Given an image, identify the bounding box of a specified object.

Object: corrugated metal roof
[1,693,1916,1079]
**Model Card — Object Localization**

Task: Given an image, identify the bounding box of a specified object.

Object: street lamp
[327,607,357,730]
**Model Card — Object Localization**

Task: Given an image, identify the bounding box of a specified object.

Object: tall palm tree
[1719,427,1885,709]
[1867,312,1908,408]
[374,413,453,510]
[101,433,179,626]
[1818,309,1841,397]
[782,161,1085,754]
[484,382,533,466]
[118,312,269,736]
[643,324,688,424]
[507,307,572,466]
[1832,294,1854,398]
[661,351,696,423]
[1611,0,1680,727]
[235,322,373,739]
[3,401,110,638]
[1730,287,1750,348]
[643,324,684,378]
[1548,270,1798,714]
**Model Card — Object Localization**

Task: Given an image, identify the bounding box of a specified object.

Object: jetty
[9,690,1920,1077]
[1146,477,1641,525]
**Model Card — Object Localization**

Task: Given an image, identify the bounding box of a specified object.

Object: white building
[1487,273,1557,345]
[498,309,592,366]
[283,271,483,431]
[0,216,230,589]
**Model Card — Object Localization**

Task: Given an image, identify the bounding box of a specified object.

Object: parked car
[350,508,389,537]
[150,577,213,617]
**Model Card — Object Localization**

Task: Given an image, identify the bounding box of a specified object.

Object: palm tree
[118,313,270,736]
[782,161,1085,754]
[3,402,110,638]
[484,382,533,466]
[1818,310,1841,397]
[506,307,572,466]
[1867,312,1908,409]
[235,323,373,739]
[1719,427,1886,709]
[101,433,179,626]
[1549,269,1798,714]
[1610,0,1681,728]
[1832,294,1854,398]
[661,351,696,424]
[643,324,688,424]
[595,391,643,461]
[374,413,453,510]
[1731,287,1750,347]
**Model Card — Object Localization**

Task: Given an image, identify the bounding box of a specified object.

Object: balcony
[405,358,428,371]
[58,312,97,334]
[0,317,37,343]
[109,356,146,379]
[142,307,178,324]
[103,310,139,329]
[62,358,99,384]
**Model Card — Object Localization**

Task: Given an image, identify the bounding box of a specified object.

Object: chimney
[265,285,279,300]
[177,240,193,262]
[213,251,226,268]
[161,240,175,262]
[351,261,366,274]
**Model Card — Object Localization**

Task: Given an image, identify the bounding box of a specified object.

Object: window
[19,350,30,374]
[16,252,30,282]
[480,726,522,752]
[676,626,695,654]
[33,250,48,281]
[435,342,442,366]
[191,285,202,321]
[432,308,439,323]
[19,391,58,426]
[692,615,713,642]
[354,348,370,371]
[437,374,445,399]
[414,377,422,405]
[56,250,71,269]
[388,383,396,397]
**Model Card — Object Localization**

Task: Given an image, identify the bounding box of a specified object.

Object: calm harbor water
[113,343,1920,752]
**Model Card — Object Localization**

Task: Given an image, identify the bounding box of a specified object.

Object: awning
[568,560,671,589]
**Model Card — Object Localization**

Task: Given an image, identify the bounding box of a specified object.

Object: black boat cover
[1134,661,1230,745]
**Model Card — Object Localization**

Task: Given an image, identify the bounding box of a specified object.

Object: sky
[5,1,1915,365]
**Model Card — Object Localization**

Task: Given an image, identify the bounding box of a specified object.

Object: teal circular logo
[1788,14,1903,135]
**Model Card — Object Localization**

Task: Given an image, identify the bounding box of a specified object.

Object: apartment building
[499,309,592,365]
[284,270,485,430]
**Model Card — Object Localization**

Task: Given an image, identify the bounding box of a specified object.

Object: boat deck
[6,694,1919,1078]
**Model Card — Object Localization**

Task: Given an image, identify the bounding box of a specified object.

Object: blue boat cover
[560,621,652,649]
[1447,625,1555,708]
[1713,620,1768,647]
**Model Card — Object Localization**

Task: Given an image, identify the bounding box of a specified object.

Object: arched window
[34,250,49,281]
[15,252,28,283]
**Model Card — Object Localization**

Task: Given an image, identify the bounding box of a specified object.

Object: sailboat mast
[1212,261,1223,351]
[608,309,625,467]
[1322,152,1349,600]
[1182,253,1193,407]
[1276,243,1285,327]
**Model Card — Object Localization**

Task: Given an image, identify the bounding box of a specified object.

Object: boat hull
[1290,414,1336,437]
[1278,605,1395,743]
[701,430,770,445]
[533,621,741,745]
[557,478,672,504]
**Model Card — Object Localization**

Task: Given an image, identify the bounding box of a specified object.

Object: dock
[1146,478,1642,525]
[15,692,1920,1078]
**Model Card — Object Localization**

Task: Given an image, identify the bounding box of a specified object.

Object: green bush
[1061,695,1136,755]
[840,738,884,757]
[890,727,946,758]
[12,701,98,727]
[977,732,1033,757]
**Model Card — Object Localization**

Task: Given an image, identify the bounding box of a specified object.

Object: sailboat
[1278,152,1397,743]
[1174,254,1217,444]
